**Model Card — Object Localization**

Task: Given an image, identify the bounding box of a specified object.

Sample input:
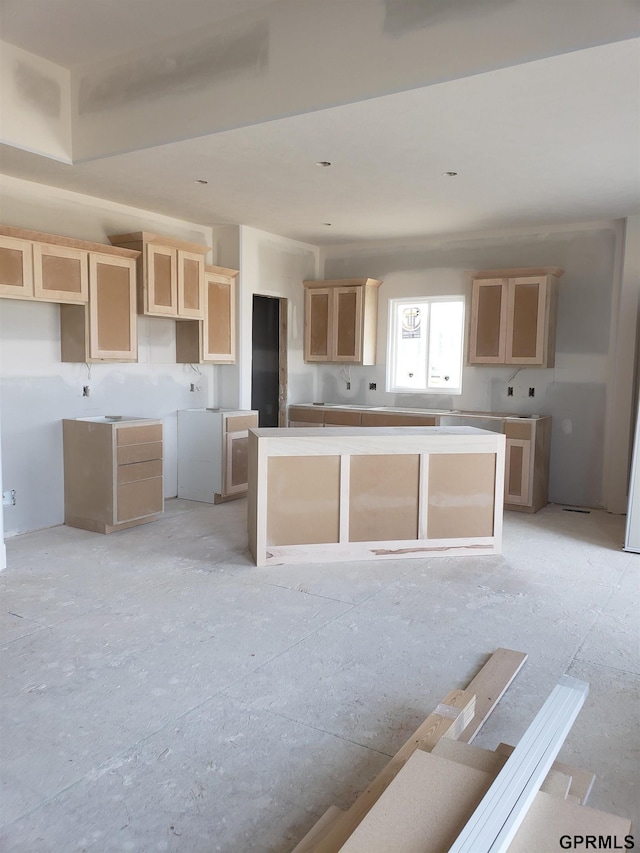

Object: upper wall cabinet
[60,252,139,363]
[303,278,382,365]
[176,264,238,364]
[468,267,564,367]
[0,227,89,304]
[109,232,209,319]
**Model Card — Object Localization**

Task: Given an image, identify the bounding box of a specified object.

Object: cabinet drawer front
[116,424,163,445]
[117,459,163,484]
[504,420,534,440]
[225,414,258,432]
[288,407,323,424]
[324,410,361,426]
[361,412,436,426]
[117,477,163,522]
[117,441,163,465]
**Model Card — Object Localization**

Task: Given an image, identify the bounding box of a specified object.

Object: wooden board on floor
[338,750,630,853]
[292,806,345,853]
[496,742,595,805]
[433,739,571,799]
[296,649,527,853]
[312,690,476,853]
[458,648,528,743]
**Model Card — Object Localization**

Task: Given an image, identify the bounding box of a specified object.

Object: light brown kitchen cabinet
[0,227,89,304]
[177,408,258,503]
[503,416,551,512]
[303,278,382,364]
[60,252,139,362]
[63,417,164,534]
[175,264,238,364]
[468,267,563,367]
[109,231,209,319]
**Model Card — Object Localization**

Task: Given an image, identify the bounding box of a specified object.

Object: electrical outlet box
[507,386,514,397]
[2,489,16,507]
[529,387,535,397]
[369,382,377,390]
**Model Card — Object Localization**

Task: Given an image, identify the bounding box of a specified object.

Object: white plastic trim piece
[449,674,589,853]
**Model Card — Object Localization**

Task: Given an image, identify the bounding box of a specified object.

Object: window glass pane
[393,302,427,389]
[428,300,464,390]
[386,295,464,394]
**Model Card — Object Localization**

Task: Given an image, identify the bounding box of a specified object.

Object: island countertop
[247,425,505,566]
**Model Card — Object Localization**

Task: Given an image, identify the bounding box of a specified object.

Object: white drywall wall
[236,225,320,413]
[0,41,72,162]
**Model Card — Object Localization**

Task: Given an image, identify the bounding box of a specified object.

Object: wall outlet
[528,387,535,397]
[507,386,514,397]
[369,382,377,390]
[83,385,90,397]
[190,383,201,392]
[2,489,16,507]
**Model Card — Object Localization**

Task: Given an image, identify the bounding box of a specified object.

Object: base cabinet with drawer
[504,416,552,512]
[177,408,259,503]
[63,417,164,534]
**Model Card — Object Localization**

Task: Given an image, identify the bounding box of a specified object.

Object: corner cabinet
[468,267,563,367]
[63,417,164,534]
[175,265,238,364]
[177,408,259,503]
[109,231,209,319]
[303,278,382,364]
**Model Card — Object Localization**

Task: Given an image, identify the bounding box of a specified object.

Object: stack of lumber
[292,649,632,852]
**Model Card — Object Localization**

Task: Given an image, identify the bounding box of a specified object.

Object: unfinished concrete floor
[1,499,638,851]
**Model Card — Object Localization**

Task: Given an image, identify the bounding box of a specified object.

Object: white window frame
[386,295,465,395]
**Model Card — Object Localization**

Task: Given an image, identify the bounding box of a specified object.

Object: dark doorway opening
[251,295,287,426]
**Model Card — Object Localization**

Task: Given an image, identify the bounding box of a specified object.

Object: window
[386,295,465,394]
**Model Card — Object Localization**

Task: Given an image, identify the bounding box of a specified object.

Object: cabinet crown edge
[303,277,383,288]
[471,267,564,279]
[0,225,140,258]
[109,231,210,255]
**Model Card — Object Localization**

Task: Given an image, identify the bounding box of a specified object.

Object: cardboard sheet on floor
[339,749,631,853]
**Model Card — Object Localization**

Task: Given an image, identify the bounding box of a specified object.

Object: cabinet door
[469,278,508,363]
[177,250,204,319]
[305,287,332,361]
[333,286,363,362]
[33,243,88,303]
[146,244,177,315]
[506,276,547,364]
[0,236,34,298]
[89,253,137,360]
[504,438,532,506]
[204,273,235,362]
[224,430,250,495]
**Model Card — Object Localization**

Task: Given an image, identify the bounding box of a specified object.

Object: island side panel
[266,456,340,546]
[349,454,420,542]
[427,453,497,539]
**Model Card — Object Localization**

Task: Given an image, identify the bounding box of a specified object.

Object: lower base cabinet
[63,417,164,533]
[177,408,259,503]
[504,417,552,513]
[248,426,505,566]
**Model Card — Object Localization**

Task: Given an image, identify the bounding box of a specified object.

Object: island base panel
[349,454,420,542]
[427,453,496,539]
[267,455,340,546]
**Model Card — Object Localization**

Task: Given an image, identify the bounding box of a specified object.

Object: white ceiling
[0,0,639,245]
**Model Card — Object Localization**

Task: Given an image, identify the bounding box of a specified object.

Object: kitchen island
[247,426,505,566]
